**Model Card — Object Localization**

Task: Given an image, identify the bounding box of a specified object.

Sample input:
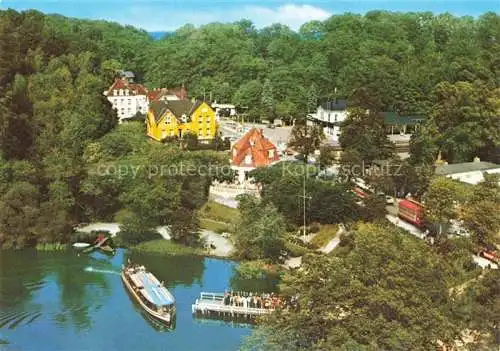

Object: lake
[0,249,277,351]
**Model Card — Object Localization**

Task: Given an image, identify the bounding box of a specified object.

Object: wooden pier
[192,292,274,320]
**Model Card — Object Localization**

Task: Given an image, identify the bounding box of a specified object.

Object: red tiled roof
[169,87,188,100]
[147,87,189,102]
[147,89,165,102]
[106,78,147,96]
[231,128,279,168]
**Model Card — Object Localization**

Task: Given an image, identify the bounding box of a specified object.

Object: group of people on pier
[223,291,284,310]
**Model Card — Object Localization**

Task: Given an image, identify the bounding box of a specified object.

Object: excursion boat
[121,262,176,325]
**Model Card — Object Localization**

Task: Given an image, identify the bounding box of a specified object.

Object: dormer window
[125,89,129,96]
[113,90,117,96]
[119,89,123,96]
[268,149,274,158]
[245,154,252,165]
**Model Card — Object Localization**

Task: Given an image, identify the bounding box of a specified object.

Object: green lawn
[132,239,203,256]
[199,200,240,225]
[310,225,339,249]
[199,218,233,233]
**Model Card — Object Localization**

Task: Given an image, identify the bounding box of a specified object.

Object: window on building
[119,89,123,96]
[268,149,275,158]
[166,117,171,124]
[206,128,210,135]
[113,90,117,96]
[198,130,203,136]
[334,114,338,122]
[128,99,131,104]
[245,154,252,165]
[128,108,131,112]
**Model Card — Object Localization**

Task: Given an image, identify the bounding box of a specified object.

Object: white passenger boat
[121,262,176,325]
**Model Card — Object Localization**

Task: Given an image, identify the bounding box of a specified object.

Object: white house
[104,78,149,123]
[306,99,348,143]
[435,158,500,185]
[231,128,280,183]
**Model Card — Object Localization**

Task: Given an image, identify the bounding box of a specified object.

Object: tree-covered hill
[0,9,499,247]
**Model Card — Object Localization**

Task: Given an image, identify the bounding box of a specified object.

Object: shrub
[308,223,320,233]
[235,260,268,279]
[310,225,339,249]
[284,241,311,257]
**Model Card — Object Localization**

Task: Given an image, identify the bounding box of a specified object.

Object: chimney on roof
[260,128,264,136]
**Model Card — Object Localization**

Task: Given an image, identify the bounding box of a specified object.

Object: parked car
[385,196,395,204]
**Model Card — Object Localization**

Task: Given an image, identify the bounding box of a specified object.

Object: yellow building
[146,100,218,142]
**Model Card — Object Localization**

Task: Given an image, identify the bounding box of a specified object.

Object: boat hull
[121,272,175,325]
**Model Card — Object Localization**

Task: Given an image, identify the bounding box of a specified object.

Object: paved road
[200,230,234,257]
[219,120,292,147]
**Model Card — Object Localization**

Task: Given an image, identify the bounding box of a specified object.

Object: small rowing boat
[72,242,91,249]
[121,262,175,325]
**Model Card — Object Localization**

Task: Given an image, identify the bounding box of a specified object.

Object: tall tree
[430,81,500,163]
[235,194,286,260]
[287,124,325,162]
[423,177,469,240]
[261,78,275,121]
[461,173,500,247]
[306,83,319,113]
[339,108,395,164]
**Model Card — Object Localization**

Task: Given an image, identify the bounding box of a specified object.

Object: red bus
[479,250,499,264]
[398,199,425,227]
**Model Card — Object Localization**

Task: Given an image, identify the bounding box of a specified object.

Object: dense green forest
[0,9,228,248]
[0,8,499,350]
[0,8,498,248]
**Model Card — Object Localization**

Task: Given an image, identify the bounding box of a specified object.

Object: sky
[1,0,498,32]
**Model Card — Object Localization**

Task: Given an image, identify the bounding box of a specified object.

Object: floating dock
[192,292,274,320]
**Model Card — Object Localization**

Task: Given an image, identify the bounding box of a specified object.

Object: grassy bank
[310,225,339,248]
[235,260,283,279]
[132,239,204,256]
[200,201,240,225]
[199,218,233,233]
[35,243,68,251]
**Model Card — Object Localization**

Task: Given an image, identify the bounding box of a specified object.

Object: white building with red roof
[231,128,280,183]
[104,78,149,122]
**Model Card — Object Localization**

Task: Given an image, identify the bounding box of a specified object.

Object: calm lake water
[0,249,277,351]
